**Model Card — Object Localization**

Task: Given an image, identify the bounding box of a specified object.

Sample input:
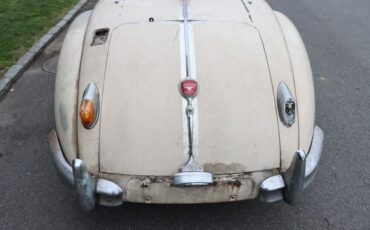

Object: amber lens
[80,100,95,127]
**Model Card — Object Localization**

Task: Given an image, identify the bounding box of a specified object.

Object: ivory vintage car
[48,0,324,211]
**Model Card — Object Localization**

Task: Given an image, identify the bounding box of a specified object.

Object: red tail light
[180,79,199,98]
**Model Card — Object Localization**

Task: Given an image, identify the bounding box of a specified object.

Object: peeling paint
[97,169,276,204]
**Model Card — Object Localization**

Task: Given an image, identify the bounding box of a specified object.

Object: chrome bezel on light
[277,81,296,127]
[80,82,100,129]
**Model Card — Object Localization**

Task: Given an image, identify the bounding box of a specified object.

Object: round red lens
[180,79,198,98]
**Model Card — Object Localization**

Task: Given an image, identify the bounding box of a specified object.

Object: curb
[0,0,88,98]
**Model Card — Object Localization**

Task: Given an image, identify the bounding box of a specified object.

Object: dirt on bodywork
[203,162,247,174]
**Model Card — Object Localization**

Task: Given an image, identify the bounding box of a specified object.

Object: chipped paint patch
[126,176,253,204]
[203,162,247,174]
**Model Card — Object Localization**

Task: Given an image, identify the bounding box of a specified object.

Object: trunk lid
[99,22,280,176]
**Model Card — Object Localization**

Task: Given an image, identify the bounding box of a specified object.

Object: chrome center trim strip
[183,0,191,79]
[180,0,199,161]
[174,1,212,186]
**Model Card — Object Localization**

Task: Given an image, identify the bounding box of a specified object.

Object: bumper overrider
[48,126,324,211]
[48,130,123,211]
[259,126,325,204]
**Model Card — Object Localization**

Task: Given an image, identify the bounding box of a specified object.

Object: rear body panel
[52,0,319,206]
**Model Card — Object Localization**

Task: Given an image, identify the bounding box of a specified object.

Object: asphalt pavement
[0,0,369,229]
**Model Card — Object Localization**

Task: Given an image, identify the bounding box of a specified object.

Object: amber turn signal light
[80,83,100,129]
[80,100,95,128]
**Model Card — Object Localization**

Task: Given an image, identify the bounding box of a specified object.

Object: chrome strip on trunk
[173,0,213,186]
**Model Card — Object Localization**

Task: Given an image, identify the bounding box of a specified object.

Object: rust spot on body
[227,180,242,188]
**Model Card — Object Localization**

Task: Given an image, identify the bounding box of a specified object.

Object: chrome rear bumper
[259,126,324,204]
[48,130,123,211]
[48,126,323,211]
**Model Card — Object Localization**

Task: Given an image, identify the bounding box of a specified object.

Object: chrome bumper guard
[259,126,324,205]
[48,130,123,212]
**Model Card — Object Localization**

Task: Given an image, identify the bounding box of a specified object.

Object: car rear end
[49,0,324,211]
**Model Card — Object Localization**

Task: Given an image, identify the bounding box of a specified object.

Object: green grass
[0,0,78,76]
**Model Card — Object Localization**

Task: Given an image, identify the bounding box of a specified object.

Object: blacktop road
[0,0,369,229]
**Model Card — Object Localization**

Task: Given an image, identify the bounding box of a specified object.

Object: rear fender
[274,11,315,158]
[55,11,92,163]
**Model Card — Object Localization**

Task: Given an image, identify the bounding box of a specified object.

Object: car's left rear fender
[55,11,92,164]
